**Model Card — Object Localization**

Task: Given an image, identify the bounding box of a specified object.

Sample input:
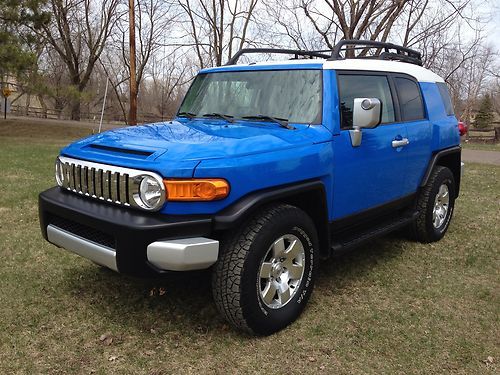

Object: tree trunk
[71,99,81,121]
[128,0,138,125]
[38,95,48,119]
[55,98,64,119]
[25,93,31,116]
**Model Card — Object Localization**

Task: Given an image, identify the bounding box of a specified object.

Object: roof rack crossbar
[226,48,331,65]
[225,40,423,66]
[329,39,422,65]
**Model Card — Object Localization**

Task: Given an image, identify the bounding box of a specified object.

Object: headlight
[135,175,165,210]
[55,157,64,186]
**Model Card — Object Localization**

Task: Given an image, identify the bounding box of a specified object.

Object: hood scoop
[83,143,159,160]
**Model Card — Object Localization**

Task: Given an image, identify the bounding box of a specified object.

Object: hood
[61,119,332,176]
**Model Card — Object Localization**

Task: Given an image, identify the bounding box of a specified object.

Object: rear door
[392,75,432,193]
[332,72,411,220]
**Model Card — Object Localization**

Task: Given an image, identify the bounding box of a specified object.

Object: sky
[486,3,500,52]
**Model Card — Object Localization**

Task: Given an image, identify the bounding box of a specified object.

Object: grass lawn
[0,120,498,374]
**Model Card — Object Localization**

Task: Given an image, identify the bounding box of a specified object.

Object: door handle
[392,138,410,148]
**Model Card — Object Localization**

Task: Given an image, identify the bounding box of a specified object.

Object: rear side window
[436,82,455,116]
[394,77,425,121]
[337,74,395,129]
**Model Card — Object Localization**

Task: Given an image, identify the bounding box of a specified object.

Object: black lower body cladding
[39,187,213,276]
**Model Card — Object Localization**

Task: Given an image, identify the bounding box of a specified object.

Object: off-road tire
[212,204,319,335]
[411,166,456,243]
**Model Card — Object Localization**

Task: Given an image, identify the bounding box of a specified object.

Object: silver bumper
[46,224,219,272]
[147,238,219,271]
[47,224,118,271]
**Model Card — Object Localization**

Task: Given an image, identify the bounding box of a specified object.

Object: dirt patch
[462,149,500,166]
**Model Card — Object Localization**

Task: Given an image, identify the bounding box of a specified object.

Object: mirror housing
[349,98,382,147]
[353,98,382,128]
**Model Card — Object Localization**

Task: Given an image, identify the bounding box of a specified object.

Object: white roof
[322,59,444,83]
[230,58,444,83]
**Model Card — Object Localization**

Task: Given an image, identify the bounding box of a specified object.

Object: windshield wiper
[177,111,197,119]
[202,112,235,123]
[241,115,294,130]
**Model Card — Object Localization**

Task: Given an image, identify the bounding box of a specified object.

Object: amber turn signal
[163,179,230,201]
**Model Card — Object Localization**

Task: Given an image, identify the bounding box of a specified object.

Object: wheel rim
[433,183,450,228]
[258,234,306,309]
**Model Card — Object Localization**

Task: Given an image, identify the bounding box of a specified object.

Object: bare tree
[453,45,496,124]
[149,51,192,120]
[296,0,413,50]
[266,0,473,56]
[110,0,177,123]
[177,0,259,68]
[36,0,121,120]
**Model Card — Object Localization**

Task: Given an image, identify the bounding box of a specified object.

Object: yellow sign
[2,88,12,98]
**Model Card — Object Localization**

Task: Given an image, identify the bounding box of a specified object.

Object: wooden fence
[9,104,168,124]
[466,127,500,143]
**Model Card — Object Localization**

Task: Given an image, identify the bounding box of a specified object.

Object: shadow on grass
[59,265,224,335]
[56,230,410,334]
[318,230,409,290]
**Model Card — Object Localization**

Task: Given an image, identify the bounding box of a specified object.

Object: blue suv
[39,40,463,335]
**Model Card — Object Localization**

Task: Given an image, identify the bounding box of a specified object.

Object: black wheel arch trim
[213,179,331,256]
[214,180,326,227]
[420,145,461,197]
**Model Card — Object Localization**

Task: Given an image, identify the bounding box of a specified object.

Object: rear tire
[212,204,319,335]
[411,166,456,243]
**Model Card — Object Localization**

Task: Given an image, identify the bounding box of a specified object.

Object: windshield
[178,70,322,124]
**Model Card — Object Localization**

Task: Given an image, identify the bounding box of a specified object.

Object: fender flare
[213,179,327,229]
[213,180,331,256]
[420,145,461,196]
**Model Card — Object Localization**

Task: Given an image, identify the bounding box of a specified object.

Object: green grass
[0,123,499,374]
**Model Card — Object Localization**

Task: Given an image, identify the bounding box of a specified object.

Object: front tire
[212,204,319,335]
[411,166,456,243]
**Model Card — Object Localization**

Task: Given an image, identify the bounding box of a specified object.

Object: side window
[394,77,425,121]
[436,82,455,116]
[337,74,395,129]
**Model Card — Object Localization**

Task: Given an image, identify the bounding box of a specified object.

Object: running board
[331,211,418,253]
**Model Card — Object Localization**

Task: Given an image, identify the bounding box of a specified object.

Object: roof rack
[226,40,423,66]
[330,40,422,66]
[226,48,332,66]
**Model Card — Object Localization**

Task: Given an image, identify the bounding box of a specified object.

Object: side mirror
[349,98,382,147]
[353,98,382,128]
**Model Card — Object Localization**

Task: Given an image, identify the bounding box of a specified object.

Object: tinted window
[337,74,395,129]
[179,70,322,124]
[394,77,425,121]
[437,82,454,116]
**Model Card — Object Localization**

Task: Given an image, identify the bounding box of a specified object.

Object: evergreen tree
[0,0,49,78]
[474,94,494,129]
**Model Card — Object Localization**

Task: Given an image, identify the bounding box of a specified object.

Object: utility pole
[128,0,137,125]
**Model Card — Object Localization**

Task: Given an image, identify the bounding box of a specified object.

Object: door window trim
[390,73,427,123]
[335,70,427,130]
[336,70,400,129]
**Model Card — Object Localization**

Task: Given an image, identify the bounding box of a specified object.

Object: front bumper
[39,187,218,276]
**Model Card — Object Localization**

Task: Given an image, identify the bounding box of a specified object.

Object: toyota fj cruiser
[39,40,463,335]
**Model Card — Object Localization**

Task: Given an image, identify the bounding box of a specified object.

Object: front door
[332,72,411,220]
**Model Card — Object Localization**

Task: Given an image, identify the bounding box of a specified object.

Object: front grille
[60,158,131,205]
[56,156,166,211]
[50,215,116,249]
